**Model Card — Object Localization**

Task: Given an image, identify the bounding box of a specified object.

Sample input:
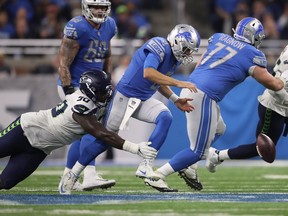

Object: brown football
[256,133,276,163]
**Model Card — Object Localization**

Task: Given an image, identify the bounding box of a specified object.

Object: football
[256,133,276,163]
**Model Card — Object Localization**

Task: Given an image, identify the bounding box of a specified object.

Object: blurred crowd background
[0,0,287,77]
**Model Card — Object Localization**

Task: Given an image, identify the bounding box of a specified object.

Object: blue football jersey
[117,37,180,100]
[57,16,117,87]
[189,33,267,102]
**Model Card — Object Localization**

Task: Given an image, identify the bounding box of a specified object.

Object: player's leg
[0,119,47,189]
[207,103,285,171]
[145,89,218,191]
[133,98,172,178]
[79,134,116,191]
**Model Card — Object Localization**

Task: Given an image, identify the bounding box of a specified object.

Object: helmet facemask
[82,0,111,24]
[167,24,200,65]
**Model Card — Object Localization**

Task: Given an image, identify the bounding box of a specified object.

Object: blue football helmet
[233,17,265,49]
[167,24,201,65]
[80,70,112,105]
[82,0,111,24]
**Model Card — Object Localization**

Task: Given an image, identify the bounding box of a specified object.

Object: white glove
[137,142,157,159]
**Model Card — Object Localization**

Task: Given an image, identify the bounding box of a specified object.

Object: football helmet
[80,70,112,105]
[167,24,200,65]
[82,0,111,24]
[233,17,265,49]
[274,45,288,73]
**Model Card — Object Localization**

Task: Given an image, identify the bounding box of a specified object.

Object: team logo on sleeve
[64,26,78,40]
[73,104,89,114]
[147,39,165,61]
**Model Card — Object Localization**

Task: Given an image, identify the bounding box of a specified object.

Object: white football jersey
[20,90,102,154]
[258,71,288,117]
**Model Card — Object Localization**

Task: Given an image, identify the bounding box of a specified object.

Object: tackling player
[57,0,117,191]
[0,71,156,192]
[144,17,288,192]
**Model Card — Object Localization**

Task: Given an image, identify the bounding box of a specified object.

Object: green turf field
[0,165,288,216]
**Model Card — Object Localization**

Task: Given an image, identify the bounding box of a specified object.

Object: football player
[144,17,287,192]
[57,0,117,190]
[206,44,288,170]
[0,71,156,192]
[68,24,201,187]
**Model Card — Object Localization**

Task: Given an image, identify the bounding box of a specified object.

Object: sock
[84,165,97,177]
[218,150,230,160]
[156,163,175,179]
[63,167,71,176]
[71,161,85,177]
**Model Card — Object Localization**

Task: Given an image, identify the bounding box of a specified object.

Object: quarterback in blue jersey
[57,0,117,191]
[145,17,287,192]
[64,24,201,185]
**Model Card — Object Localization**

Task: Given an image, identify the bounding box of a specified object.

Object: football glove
[137,142,157,159]
[63,85,76,95]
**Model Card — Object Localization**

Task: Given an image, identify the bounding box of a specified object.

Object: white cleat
[72,180,83,191]
[205,147,223,173]
[135,159,155,178]
[144,177,178,192]
[58,171,79,195]
[82,174,116,191]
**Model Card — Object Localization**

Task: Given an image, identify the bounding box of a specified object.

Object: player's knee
[216,121,226,135]
[156,111,173,126]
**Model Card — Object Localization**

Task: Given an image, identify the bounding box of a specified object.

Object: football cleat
[58,171,79,195]
[205,147,223,173]
[178,166,203,191]
[144,177,178,192]
[72,180,83,191]
[135,159,155,178]
[82,174,116,191]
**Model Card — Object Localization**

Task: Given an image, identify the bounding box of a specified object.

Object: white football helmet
[233,17,265,49]
[82,0,111,24]
[274,45,288,73]
[167,24,200,65]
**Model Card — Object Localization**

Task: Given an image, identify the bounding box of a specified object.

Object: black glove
[63,85,75,95]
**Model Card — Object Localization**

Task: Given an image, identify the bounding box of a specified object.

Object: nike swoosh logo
[139,170,147,175]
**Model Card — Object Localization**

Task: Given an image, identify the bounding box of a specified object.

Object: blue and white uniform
[102,37,180,151]
[169,33,267,171]
[57,15,117,88]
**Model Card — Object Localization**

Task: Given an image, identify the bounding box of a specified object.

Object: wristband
[169,93,179,103]
[123,140,138,154]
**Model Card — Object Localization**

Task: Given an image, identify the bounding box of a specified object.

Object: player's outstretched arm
[72,113,157,159]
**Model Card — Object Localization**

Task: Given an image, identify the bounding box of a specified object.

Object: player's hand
[177,81,197,93]
[175,98,195,112]
[137,142,157,159]
[63,85,76,95]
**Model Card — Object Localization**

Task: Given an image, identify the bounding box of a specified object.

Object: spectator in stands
[251,0,279,39]
[38,3,63,39]
[0,10,15,39]
[114,4,138,38]
[233,1,250,26]
[209,0,241,34]
[5,0,34,24]
[277,2,288,39]
[0,51,15,78]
